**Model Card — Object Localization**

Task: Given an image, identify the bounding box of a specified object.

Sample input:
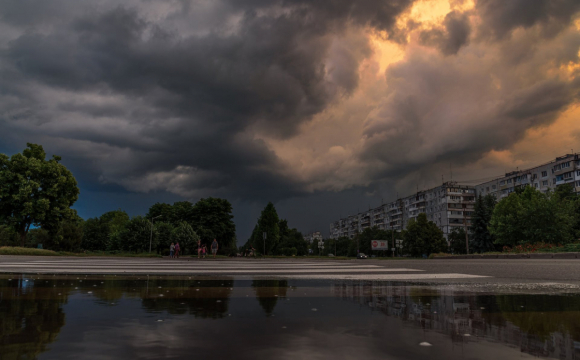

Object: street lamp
[149,215,162,253]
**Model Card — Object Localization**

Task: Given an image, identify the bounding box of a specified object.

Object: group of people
[168,238,219,259]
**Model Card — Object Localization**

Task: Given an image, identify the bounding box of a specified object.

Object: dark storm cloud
[0,0,414,204]
[420,10,471,55]
[476,0,580,39]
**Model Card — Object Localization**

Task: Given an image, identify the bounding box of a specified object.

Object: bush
[0,226,19,247]
[0,246,59,256]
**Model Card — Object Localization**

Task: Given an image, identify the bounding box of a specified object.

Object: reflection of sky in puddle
[1,274,579,360]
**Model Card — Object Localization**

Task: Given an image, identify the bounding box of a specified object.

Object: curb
[433,252,579,260]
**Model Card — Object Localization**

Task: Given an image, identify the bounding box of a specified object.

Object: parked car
[357,253,368,259]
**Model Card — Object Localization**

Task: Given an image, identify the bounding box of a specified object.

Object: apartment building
[303,231,323,244]
[329,181,476,240]
[476,153,580,200]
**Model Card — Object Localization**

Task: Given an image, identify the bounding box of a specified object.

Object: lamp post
[149,215,162,253]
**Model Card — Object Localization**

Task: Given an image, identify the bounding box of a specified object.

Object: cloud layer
[1,0,579,238]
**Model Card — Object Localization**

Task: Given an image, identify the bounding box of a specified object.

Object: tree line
[0,144,237,255]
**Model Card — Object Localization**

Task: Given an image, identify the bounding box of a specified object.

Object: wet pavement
[1,273,580,359]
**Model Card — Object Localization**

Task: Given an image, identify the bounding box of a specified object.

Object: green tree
[277,219,308,256]
[45,216,84,252]
[155,222,174,254]
[0,225,19,247]
[191,198,236,251]
[354,226,391,256]
[0,143,79,245]
[172,221,199,255]
[82,210,129,251]
[114,216,155,253]
[448,227,467,254]
[489,186,576,246]
[470,194,497,253]
[403,213,447,257]
[252,202,280,255]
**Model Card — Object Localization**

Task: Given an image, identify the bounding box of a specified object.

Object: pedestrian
[175,242,180,259]
[197,239,202,259]
[170,242,175,259]
[202,245,207,259]
[211,238,218,258]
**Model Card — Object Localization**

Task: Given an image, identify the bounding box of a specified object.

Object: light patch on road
[279,273,490,280]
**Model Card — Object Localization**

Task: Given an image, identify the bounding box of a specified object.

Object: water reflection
[0,277,70,359]
[1,275,580,359]
[331,281,580,359]
[251,280,288,316]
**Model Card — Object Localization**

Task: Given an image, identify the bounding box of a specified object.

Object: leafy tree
[155,222,174,254]
[146,202,176,223]
[0,225,19,247]
[113,216,155,253]
[448,227,468,254]
[82,210,129,251]
[489,186,576,246]
[0,143,79,245]
[191,198,236,251]
[252,202,280,255]
[403,213,447,257]
[26,228,51,248]
[470,194,497,253]
[172,221,200,255]
[277,219,308,256]
[48,217,84,252]
[353,226,391,256]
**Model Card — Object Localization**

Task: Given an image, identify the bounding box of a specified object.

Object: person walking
[211,238,218,258]
[202,245,207,259]
[197,239,202,259]
[170,242,175,259]
[175,242,180,259]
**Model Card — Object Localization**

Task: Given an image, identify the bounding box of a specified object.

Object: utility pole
[463,196,469,255]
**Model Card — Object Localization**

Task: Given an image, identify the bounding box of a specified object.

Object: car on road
[357,253,368,259]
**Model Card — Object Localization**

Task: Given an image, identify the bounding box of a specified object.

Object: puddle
[1,274,579,359]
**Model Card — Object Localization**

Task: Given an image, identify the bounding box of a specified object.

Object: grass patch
[0,247,162,257]
[0,246,59,256]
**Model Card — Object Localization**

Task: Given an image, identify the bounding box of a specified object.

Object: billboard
[371,240,390,250]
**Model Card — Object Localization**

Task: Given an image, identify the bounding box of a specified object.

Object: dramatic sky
[1,0,580,243]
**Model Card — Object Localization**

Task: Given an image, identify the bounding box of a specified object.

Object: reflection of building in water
[330,281,580,360]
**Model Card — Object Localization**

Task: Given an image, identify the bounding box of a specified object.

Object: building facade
[330,181,475,240]
[476,153,580,200]
[329,153,580,241]
[304,231,323,244]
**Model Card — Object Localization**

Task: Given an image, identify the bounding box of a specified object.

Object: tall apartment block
[329,153,580,241]
[304,231,323,244]
[329,181,476,240]
[476,153,580,200]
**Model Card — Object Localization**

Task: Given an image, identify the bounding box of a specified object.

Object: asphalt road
[1,256,580,287]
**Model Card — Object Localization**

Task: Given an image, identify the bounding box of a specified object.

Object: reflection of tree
[0,277,70,359]
[494,294,580,340]
[251,280,288,316]
[409,288,440,308]
[141,279,234,319]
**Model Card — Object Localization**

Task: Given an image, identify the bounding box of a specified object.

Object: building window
[534,183,538,188]
[500,180,505,185]
[507,179,512,183]
[562,162,570,169]
[542,180,548,186]
[492,185,496,190]
[542,171,547,177]
[564,172,573,179]
[577,181,580,187]
[486,187,489,192]
[577,170,580,177]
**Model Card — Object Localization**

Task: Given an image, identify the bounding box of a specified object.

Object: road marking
[0,267,423,274]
